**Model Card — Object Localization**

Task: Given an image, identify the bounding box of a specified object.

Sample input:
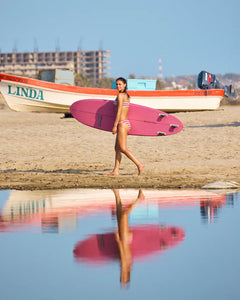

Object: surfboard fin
[157,131,166,136]
[159,113,167,117]
[170,124,179,128]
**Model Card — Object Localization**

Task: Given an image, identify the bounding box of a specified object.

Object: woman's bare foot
[107,170,119,176]
[137,163,144,175]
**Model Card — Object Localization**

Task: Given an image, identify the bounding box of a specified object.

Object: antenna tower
[158,55,163,79]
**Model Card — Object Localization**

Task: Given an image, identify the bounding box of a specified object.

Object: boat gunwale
[0,73,225,98]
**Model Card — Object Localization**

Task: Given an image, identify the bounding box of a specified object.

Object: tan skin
[113,189,145,286]
[108,79,144,176]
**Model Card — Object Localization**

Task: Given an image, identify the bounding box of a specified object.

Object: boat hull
[0,73,224,113]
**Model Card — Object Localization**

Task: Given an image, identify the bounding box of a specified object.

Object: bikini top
[114,99,130,107]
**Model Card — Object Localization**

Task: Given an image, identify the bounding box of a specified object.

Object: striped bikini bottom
[118,120,131,129]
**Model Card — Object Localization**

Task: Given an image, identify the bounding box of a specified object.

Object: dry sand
[0,104,239,190]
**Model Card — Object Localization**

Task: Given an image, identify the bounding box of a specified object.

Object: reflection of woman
[113,189,145,287]
[108,77,144,176]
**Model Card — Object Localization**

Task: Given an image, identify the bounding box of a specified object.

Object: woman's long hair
[116,77,130,98]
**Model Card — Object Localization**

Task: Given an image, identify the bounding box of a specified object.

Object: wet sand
[0,104,239,190]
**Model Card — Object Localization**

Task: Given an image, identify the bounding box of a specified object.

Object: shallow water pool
[0,188,240,300]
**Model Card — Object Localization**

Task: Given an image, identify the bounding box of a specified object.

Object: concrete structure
[0,50,111,84]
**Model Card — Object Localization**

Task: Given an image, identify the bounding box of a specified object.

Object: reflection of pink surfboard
[73,225,185,265]
[70,99,183,136]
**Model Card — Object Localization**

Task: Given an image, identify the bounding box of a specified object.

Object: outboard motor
[198,71,217,89]
[198,70,238,100]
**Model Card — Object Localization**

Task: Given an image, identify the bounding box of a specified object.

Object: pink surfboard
[70,99,183,136]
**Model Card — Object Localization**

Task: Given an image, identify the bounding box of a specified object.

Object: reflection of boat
[73,225,185,265]
[0,73,224,113]
[0,189,226,233]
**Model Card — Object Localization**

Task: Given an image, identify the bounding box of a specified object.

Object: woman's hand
[112,125,117,134]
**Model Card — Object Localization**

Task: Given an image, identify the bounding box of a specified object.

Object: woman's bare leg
[107,138,122,175]
[117,124,144,175]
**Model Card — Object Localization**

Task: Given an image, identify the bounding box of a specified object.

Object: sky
[0,0,239,79]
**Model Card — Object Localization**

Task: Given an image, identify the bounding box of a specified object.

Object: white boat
[0,73,224,113]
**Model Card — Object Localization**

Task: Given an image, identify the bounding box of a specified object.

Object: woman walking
[108,77,144,176]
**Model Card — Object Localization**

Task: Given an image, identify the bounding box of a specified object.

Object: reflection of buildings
[0,189,236,233]
[200,191,240,223]
[0,49,111,84]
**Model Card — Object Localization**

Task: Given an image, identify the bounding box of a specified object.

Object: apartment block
[0,50,111,84]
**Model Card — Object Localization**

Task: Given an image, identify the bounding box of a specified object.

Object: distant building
[0,49,111,84]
